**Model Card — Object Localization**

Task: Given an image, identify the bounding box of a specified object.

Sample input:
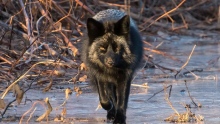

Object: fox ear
[87,18,104,40]
[114,15,130,35]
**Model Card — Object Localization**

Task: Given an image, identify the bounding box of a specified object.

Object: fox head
[86,15,134,69]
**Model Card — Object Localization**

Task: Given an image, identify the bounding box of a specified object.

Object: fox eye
[116,47,120,52]
[114,46,120,53]
[99,47,106,53]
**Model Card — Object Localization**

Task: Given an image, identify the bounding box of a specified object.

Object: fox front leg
[106,84,117,121]
[113,78,132,124]
[96,80,113,111]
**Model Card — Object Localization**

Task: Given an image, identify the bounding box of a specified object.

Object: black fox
[81,9,143,124]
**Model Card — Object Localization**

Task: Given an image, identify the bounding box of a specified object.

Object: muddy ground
[1,28,220,124]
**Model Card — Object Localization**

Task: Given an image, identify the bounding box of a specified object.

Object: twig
[36,2,79,64]
[131,83,149,88]
[147,0,186,28]
[37,1,79,58]
[182,68,203,76]
[0,56,12,65]
[184,80,199,107]
[175,45,196,78]
[0,70,15,80]
[71,66,81,83]
[52,0,85,26]
[60,28,79,57]
[148,59,177,72]
[53,0,74,27]
[18,0,35,61]
[26,107,37,123]
[98,1,130,8]
[147,85,172,101]
[0,20,29,40]
[75,0,95,15]
[9,36,39,72]
[1,99,16,118]
[8,21,14,50]
[19,101,45,124]
[165,97,180,116]
[144,47,181,62]
[218,5,220,26]
[171,0,188,30]
[1,60,65,99]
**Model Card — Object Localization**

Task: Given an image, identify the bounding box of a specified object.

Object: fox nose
[107,61,114,66]
[105,58,114,67]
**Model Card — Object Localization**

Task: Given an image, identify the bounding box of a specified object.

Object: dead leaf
[54,115,64,122]
[54,106,66,122]
[0,99,6,109]
[37,77,50,85]
[74,87,80,92]
[61,108,66,116]
[36,97,52,122]
[67,42,78,57]
[65,88,72,99]
[43,44,57,56]
[43,78,53,92]
[95,103,102,111]
[80,63,87,70]
[72,77,77,83]
[12,84,24,105]
[53,69,65,77]
[74,87,82,96]
[79,75,87,82]
[53,21,62,31]
[72,48,78,57]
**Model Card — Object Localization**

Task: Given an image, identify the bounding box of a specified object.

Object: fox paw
[113,112,126,124]
[113,118,126,124]
[107,108,115,122]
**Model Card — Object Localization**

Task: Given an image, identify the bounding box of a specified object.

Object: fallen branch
[0,20,29,40]
[1,60,69,99]
[18,0,35,62]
